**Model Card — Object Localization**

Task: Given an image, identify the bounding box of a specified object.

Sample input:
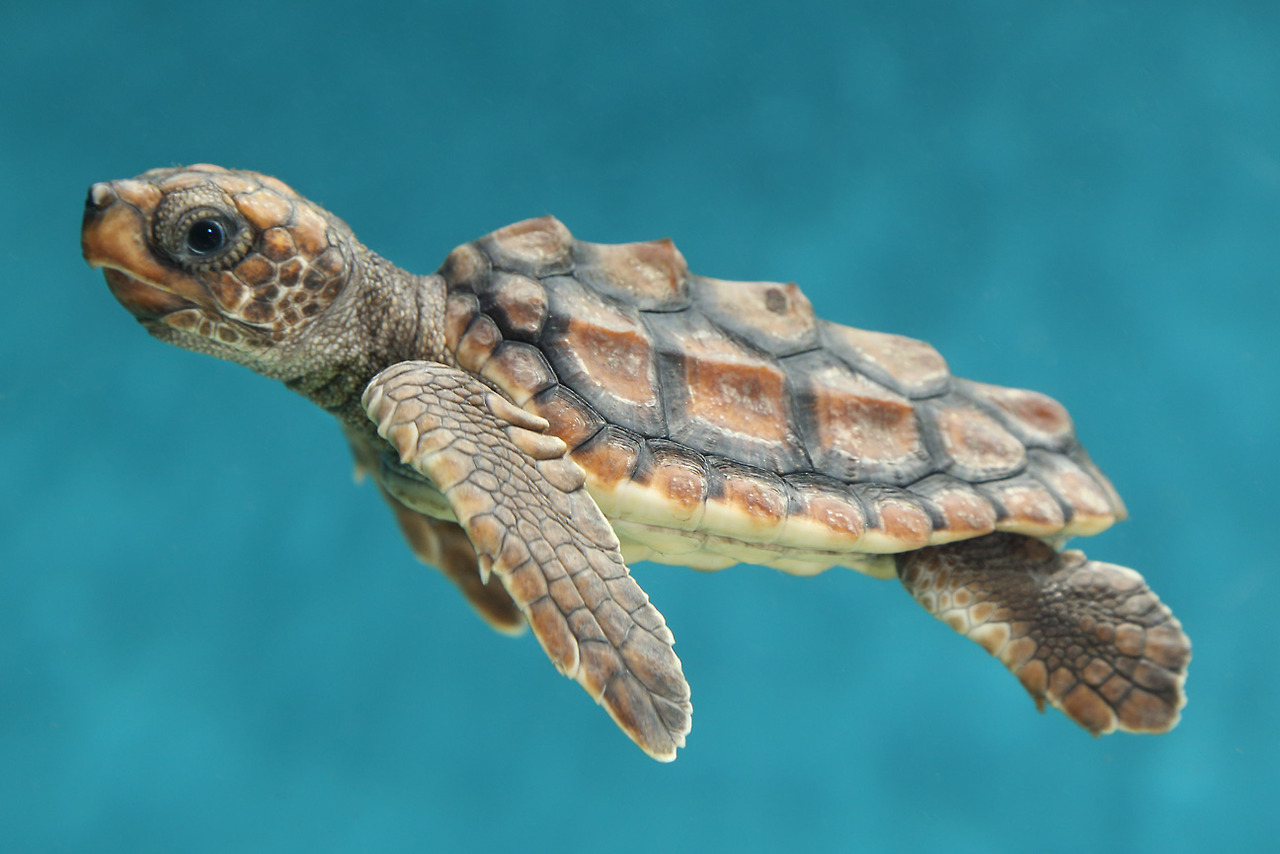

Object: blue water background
[2,1,1277,851]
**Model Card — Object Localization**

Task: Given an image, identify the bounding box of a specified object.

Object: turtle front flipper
[897,532,1190,735]
[362,360,692,760]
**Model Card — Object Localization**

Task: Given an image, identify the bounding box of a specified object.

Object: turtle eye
[185,217,228,255]
[156,201,250,270]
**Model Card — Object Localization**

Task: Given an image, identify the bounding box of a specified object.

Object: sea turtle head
[82,164,359,376]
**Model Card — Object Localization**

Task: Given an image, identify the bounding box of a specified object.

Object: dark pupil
[185,218,226,255]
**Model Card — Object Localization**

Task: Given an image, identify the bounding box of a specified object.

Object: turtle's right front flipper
[362,360,692,760]
[897,532,1190,735]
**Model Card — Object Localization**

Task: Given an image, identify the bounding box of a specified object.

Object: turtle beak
[82,180,206,320]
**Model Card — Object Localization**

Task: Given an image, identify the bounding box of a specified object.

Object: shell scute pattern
[920,396,1028,483]
[960,378,1076,452]
[574,238,691,312]
[454,312,502,374]
[480,273,549,342]
[478,215,574,277]
[1026,450,1115,537]
[479,340,557,406]
[702,458,790,545]
[976,475,1066,537]
[783,349,932,485]
[542,275,665,436]
[652,309,810,473]
[571,426,644,517]
[852,484,934,553]
[436,216,1125,572]
[693,276,820,357]
[776,473,867,553]
[908,475,999,543]
[821,320,951,399]
[1068,449,1127,520]
[624,440,710,530]
[438,242,491,293]
[527,383,606,450]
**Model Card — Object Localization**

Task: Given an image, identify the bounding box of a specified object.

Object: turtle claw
[897,532,1190,735]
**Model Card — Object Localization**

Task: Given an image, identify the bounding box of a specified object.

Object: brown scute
[528,384,607,450]
[1069,448,1128,520]
[481,272,549,341]
[693,276,820,356]
[303,267,328,291]
[215,325,245,346]
[574,238,691,311]
[855,486,933,550]
[543,276,665,436]
[1027,450,1117,536]
[961,379,1076,451]
[977,474,1066,536]
[786,350,931,485]
[478,215,574,277]
[702,459,790,543]
[630,441,711,528]
[479,341,557,406]
[571,426,643,491]
[908,475,998,541]
[443,292,480,353]
[438,242,491,292]
[655,311,808,472]
[681,348,790,442]
[926,399,1027,482]
[781,474,866,548]
[822,321,950,398]
[454,314,502,373]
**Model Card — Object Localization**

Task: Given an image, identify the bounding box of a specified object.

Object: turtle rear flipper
[363,360,692,760]
[383,498,526,634]
[897,532,1190,734]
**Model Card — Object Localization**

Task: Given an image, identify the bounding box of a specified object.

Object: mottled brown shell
[435,216,1124,574]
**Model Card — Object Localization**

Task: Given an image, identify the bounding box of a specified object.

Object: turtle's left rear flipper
[383,499,526,634]
[897,532,1190,734]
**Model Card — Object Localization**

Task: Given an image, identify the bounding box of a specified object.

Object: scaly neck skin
[280,246,447,428]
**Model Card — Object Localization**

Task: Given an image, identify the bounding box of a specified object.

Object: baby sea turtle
[82,165,1191,760]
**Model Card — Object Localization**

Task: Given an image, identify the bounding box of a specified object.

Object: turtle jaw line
[100,265,201,322]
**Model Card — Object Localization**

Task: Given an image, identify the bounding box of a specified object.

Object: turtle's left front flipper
[897,532,1190,735]
[362,360,692,760]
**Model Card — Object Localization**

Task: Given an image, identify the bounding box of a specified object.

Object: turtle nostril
[85,182,116,212]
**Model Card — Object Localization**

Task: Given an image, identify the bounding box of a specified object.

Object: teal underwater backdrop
[2,1,1277,851]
